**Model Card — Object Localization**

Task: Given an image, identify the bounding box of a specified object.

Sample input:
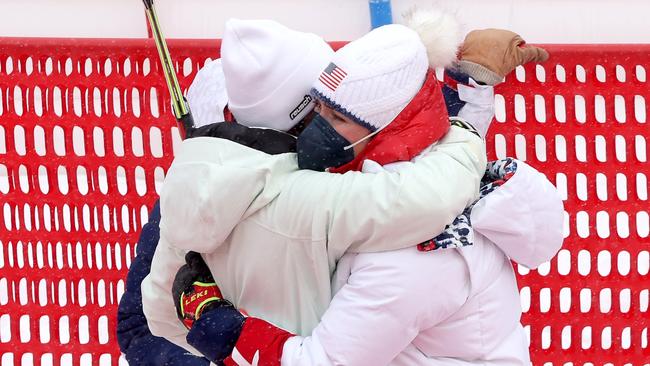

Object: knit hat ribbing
[186,59,229,127]
[312,24,428,133]
[312,9,461,136]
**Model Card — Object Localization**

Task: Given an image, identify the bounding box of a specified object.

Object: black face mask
[296,114,355,171]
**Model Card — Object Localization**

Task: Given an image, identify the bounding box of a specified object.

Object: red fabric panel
[0,38,648,364]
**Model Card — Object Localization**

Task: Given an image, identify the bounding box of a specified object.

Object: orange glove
[459,29,549,85]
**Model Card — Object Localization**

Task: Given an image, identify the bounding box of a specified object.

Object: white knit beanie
[186,59,229,127]
[312,9,461,135]
[222,19,334,131]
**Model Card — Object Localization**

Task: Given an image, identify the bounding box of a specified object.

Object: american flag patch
[319,63,348,92]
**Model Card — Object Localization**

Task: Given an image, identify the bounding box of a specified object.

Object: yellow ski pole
[142,0,195,138]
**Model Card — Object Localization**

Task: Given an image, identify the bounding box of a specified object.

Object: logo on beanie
[290,95,313,120]
[319,63,348,92]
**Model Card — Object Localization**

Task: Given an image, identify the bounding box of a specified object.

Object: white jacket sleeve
[157,126,484,258]
[457,78,495,138]
[278,126,486,256]
[140,239,201,355]
[280,248,469,366]
[471,160,565,269]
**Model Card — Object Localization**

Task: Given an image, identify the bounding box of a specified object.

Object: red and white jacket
[141,67,486,360]
[145,60,562,365]
[185,75,563,365]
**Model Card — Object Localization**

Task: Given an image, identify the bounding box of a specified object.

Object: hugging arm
[181,248,468,366]
[175,73,496,365]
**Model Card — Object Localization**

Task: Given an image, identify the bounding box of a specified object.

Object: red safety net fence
[0,38,648,365]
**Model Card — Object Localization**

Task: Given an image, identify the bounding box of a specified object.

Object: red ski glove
[222,317,294,366]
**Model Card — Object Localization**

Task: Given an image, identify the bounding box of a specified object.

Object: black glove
[172,252,233,329]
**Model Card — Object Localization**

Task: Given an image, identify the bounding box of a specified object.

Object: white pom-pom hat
[312,9,461,145]
[222,19,334,131]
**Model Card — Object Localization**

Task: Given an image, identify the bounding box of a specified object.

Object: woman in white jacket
[177,140,564,366]
[274,158,564,366]
[142,15,487,356]
[167,18,560,366]
[275,27,561,366]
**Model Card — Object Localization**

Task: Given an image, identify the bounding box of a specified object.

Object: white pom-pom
[403,8,462,68]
